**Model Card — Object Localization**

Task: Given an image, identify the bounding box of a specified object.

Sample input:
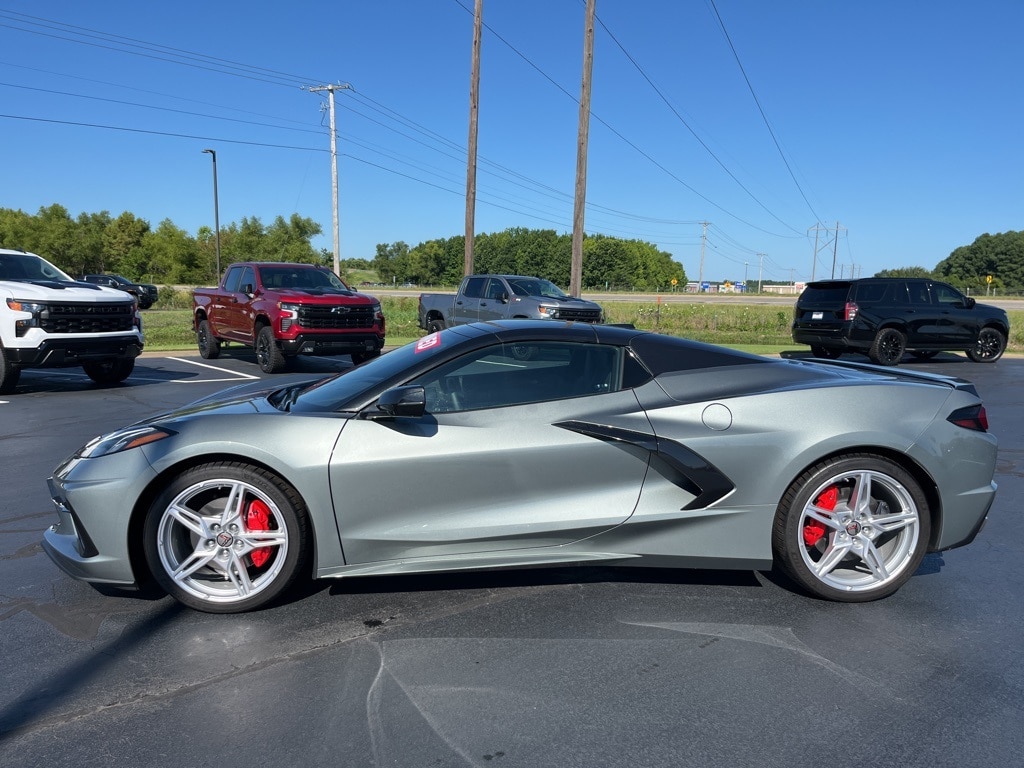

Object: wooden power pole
[569,0,596,297]
[464,0,483,276]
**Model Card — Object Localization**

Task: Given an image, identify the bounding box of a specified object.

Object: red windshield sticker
[415,333,442,353]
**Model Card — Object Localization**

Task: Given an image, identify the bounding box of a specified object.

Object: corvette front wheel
[772,454,930,602]
[143,462,310,613]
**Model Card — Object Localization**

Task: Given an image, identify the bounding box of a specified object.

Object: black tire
[83,358,135,385]
[255,325,287,373]
[772,454,930,602]
[197,318,220,360]
[810,345,843,359]
[0,346,20,394]
[868,328,906,366]
[426,318,445,334]
[966,327,1006,363]
[909,350,938,360]
[142,462,310,613]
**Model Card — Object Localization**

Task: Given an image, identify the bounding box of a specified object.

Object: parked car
[792,277,1010,365]
[418,274,603,333]
[192,262,385,372]
[1,249,143,394]
[43,320,996,613]
[81,274,158,309]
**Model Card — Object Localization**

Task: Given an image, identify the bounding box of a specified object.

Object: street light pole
[201,149,221,280]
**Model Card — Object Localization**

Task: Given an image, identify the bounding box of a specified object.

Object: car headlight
[6,299,47,313]
[78,426,176,458]
[279,302,300,331]
[538,305,560,319]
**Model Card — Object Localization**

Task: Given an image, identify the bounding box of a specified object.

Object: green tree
[373,241,411,284]
[103,211,151,278]
[874,266,935,278]
[144,219,202,283]
[935,231,1024,294]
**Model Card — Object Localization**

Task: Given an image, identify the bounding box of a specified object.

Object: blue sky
[2,0,1021,285]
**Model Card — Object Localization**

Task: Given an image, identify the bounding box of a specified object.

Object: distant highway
[372,287,1024,310]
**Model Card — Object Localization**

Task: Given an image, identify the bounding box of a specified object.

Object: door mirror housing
[373,385,426,418]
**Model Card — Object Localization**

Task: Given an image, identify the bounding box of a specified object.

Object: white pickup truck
[0,248,144,394]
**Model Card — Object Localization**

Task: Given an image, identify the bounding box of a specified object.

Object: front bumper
[279,332,385,357]
[42,448,157,586]
[5,335,144,368]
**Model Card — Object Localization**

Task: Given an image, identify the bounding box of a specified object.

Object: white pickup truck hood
[0,279,133,303]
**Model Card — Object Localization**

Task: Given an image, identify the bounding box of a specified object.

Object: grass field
[144,295,1024,356]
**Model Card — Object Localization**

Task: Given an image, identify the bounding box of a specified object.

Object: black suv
[792,278,1009,365]
[81,274,158,309]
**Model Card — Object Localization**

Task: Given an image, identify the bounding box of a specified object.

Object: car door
[452,276,486,325]
[928,281,978,345]
[477,277,510,322]
[328,340,652,564]
[221,265,256,340]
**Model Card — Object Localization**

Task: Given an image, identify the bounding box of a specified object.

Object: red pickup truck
[192,262,385,373]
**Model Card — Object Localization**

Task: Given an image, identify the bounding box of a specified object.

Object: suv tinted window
[800,283,851,305]
[853,281,893,303]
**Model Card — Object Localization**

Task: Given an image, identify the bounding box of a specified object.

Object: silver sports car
[43,321,997,613]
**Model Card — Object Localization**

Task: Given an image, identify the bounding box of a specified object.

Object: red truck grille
[297,305,376,330]
[41,303,136,334]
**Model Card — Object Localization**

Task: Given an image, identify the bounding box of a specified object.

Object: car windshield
[289,337,449,412]
[0,253,74,282]
[507,278,569,299]
[258,267,352,292]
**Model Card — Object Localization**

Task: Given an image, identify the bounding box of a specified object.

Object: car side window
[462,277,486,299]
[238,267,256,293]
[934,283,965,306]
[907,282,932,306]
[412,342,623,413]
[484,278,507,300]
[223,266,243,293]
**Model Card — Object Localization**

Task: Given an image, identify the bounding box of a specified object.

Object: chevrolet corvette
[43,320,997,612]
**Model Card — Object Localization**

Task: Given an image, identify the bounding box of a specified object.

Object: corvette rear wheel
[772,454,930,602]
[143,462,309,613]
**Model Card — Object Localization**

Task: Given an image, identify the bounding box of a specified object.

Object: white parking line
[165,357,260,382]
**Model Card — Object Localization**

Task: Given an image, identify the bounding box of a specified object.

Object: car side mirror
[500,291,510,302]
[373,385,426,418]
[965,296,976,309]
[240,283,254,296]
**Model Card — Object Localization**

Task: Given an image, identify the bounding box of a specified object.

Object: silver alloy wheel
[797,469,920,593]
[155,478,290,605]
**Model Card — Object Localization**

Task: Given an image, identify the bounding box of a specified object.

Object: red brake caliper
[245,499,273,568]
[803,485,837,547]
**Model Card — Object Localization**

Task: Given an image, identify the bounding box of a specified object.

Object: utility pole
[757,253,765,293]
[831,220,841,279]
[698,221,709,289]
[307,83,351,276]
[569,0,596,298]
[808,222,845,280]
[464,0,483,276]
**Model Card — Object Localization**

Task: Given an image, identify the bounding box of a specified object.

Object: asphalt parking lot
[1,351,1022,767]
